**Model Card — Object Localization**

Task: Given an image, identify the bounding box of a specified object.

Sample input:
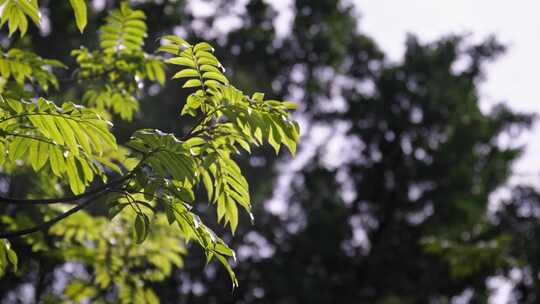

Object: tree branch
[181,106,223,140]
[0,190,109,239]
[0,173,131,205]
[0,148,161,238]
[0,147,157,205]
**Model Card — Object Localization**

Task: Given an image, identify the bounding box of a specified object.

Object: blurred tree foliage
[1,0,539,303]
[166,1,536,303]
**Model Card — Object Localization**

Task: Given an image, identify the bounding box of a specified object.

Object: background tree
[149,1,536,303]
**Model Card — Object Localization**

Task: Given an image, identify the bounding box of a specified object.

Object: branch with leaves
[0,1,300,300]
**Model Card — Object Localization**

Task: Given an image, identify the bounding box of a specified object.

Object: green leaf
[134,213,149,244]
[0,240,17,275]
[8,6,19,37]
[161,35,191,47]
[49,145,65,176]
[152,60,165,84]
[202,71,228,84]
[6,248,17,272]
[8,136,29,161]
[16,0,40,25]
[182,78,202,88]
[157,44,180,55]
[0,241,6,275]
[69,0,87,33]
[173,69,199,79]
[215,254,238,289]
[167,57,196,68]
[35,141,49,169]
[67,118,91,153]
[108,203,128,219]
[226,196,239,233]
[17,9,27,36]
[201,169,214,202]
[66,154,85,194]
[194,42,214,53]
[54,117,79,155]
[268,120,282,154]
[173,186,195,203]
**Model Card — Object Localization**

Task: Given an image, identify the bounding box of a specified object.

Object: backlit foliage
[72,3,165,121]
[0,1,299,302]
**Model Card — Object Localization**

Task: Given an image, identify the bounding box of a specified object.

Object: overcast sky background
[350,1,540,303]
[353,0,540,191]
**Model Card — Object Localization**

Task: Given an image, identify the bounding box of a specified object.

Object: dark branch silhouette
[0,148,157,206]
[0,191,110,238]
[0,173,131,205]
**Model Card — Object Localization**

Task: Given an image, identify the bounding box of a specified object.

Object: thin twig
[181,106,223,140]
[0,148,157,205]
[0,174,131,205]
[0,191,109,238]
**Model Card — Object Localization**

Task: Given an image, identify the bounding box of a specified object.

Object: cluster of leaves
[0,0,40,36]
[0,97,117,194]
[51,210,186,303]
[422,225,514,278]
[72,3,165,121]
[157,35,299,230]
[0,0,87,35]
[0,1,299,301]
[0,48,65,97]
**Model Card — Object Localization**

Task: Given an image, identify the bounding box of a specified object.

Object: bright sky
[354,0,540,188]
[353,1,540,303]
